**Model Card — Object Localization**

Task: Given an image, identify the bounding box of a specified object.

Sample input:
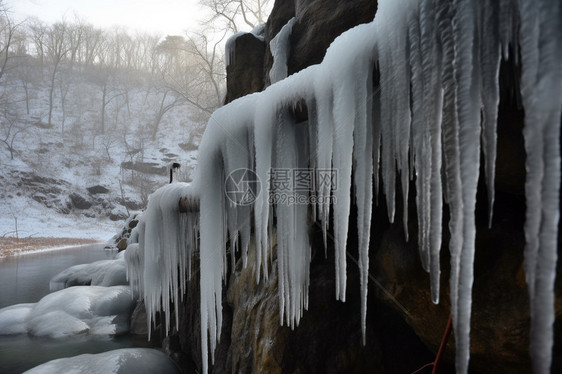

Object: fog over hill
[0,17,221,239]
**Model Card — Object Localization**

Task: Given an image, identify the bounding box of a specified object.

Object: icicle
[307,98,319,225]
[254,99,276,283]
[224,124,255,272]
[273,110,311,327]
[372,62,382,201]
[330,80,355,302]
[420,0,444,304]
[499,0,520,59]
[353,64,375,344]
[436,0,465,336]
[377,2,418,226]
[199,155,225,373]
[451,1,481,373]
[408,4,431,272]
[124,183,198,341]
[195,95,263,374]
[519,1,562,373]
[313,79,335,257]
[478,0,501,227]
[321,22,378,336]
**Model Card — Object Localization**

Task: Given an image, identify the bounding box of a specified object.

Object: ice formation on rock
[130,1,561,373]
[0,286,134,338]
[125,183,198,339]
[50,252,128,291]
[269,17,296,84]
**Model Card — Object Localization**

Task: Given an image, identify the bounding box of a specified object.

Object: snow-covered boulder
[23,348,181,374]
[49,252,128,291]
[0,303,34,335]
[0,286,134,338]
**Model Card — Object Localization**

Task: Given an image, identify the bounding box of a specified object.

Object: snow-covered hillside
[0,65,201,240]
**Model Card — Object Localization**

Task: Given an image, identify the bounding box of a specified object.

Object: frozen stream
[0,244,143,373]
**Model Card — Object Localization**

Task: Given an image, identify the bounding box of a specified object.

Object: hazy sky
[5,0,205,36]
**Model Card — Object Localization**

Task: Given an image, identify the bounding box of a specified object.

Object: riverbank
[0,237,104,257]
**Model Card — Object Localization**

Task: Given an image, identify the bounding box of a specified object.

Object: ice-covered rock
[49,252,128,291]
[0,303,34,335]
[23,348,181,374]
[0,286,134,338]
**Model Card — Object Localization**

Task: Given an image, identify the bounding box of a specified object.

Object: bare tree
[1,114,29,160]
[57,66,70,131]
[14,54,38,115]
[46,22,70,126]
[155,33,225,121]
[100,134,118,161]
[186,32,226,109]
[119,180,130,216]
[28,18,48,71]
[200,0,273,32]
[97,67,127,134]
[150,88,182,140]
[0,5,24,82]
[66,15,88,68]
[133,32,161,73]
[79,23,104,67]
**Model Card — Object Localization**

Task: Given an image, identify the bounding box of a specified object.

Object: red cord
[411,362,433,374]
[410,312,453,374]
[432,313,453,374]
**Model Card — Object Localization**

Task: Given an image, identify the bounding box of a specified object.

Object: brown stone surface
[262,0,378,87]
[226,242,289,374]
[224,33,266,104]
[116,238,128,251]
[130,301,149,336]
[288,0,377,75]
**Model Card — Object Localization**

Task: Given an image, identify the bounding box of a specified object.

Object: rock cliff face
[171,1,561,373]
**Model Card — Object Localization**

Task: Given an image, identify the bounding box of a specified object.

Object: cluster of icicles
[127,0,561,373]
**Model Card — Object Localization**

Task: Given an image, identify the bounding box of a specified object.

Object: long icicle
[519,1,562,372]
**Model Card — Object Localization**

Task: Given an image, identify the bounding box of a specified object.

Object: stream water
[0,244,145,373]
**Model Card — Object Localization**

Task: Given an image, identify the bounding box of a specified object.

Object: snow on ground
[0,70,201,241]
[23,348,181,374]
[0,193,121,241]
